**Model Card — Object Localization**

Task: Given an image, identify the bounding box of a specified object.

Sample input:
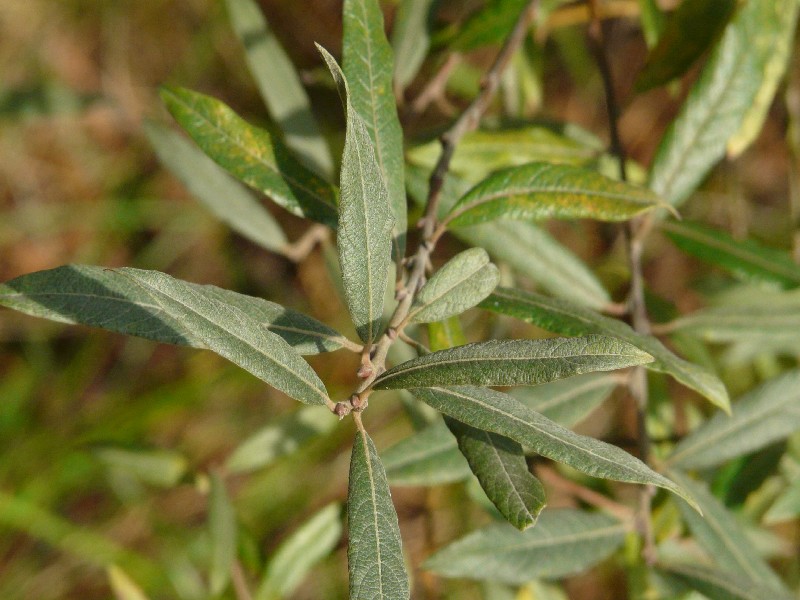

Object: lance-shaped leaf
[666,371,800,470]
[444,162,663,228]
[114,268,331,406]
[480,287,730,412]
[343,0,407,259]
[662,220,800,289]
[145,122,287,254]
[319,46,394,344]
[657,563,795,600]
[424,509,625,583]
[209,472,237,596]
[669,472,787,593]
[160,86,338,227]
[649,0,795,206]
[408,248,499,324]
[94,447,187,488]
[373,336,653,390]
[348,428,410,600]
[412,386,696,505]
[391,0,437,91]
[445,417,546,530]
[451,0,529,51]
[382,420,471,486]
[224,0,332,176]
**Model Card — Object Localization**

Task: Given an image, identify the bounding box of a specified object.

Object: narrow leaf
[445,417,546,530]
[662,220,800,288]
[409,248,499,324]
[160,86,338,227]
[94,448,187,488]
[374,335,653,390]
[319,46,395,344]
[657,563,795,600]
[764,477,800,524]
[667,370,800,470]
[451,0,528,51]
[209,472,236,596]
[256,503,342,600]
[444,162,663,228]
[382,420,471,486]
[348,428,410,599]
[391,0,437,90]
[480,287,730,412]
[413,386,696,505]
[424,509,625,583]
[343,0,407,259]
[145,122,287,254]
[223,0,332,176]
[107,565,150,600]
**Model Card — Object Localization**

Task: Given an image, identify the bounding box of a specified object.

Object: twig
[403,52,462,121]
[538,465,634,523]
[282,223,330,263]
[231,560,253,600]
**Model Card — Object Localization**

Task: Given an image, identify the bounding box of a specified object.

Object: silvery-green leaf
[413,387,695,504]
[764,477,800,524]
[409,248,499,324]
[319,46,394,344]
[209,472,236,596]
[145,122,288,254]
[223,0,333,176]
[665,301,800,344]
[657,563,795,600]
[107,565,150,600]
[480,287,730,412]
[424,509,625,583]
[348,428,410,599]
[666,371,800,470]
[94,447,187,489]
[391,0,437,90]
[374,336,653,390]
[382,420,471,486]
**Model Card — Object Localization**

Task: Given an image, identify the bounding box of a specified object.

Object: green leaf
[343,0,407,259]
[391,0,437,90]
[657,563,795,600]
[445,417,546,530]
[649,0,797,206]
[638,0,664,48]
[145,122,287,254]
[764,477,800,524]
[319,46,395,344]
[256,503,342,600]
[510,372,620,428]
[666,370,800,470]
[348,428,410,600]
[424,509,625,583]
[662,220,800,289]
[107,565,150,600]
[160,86,338,227]
[451,0,528,51]
[444,162,663,228]
[413,386,695,504]
[480,287,730,412]
[409,248,499,324]
[382,420,471,486]
[634,0,736,92]
[94,448,187,488]
[208,472,236,596]
[226,405,337,474]
[113,268,331,406]
[373,335,653,390]
[669,472,787,593]
[223,0,333,176]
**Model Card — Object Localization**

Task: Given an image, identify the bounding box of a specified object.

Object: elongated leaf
[657,563,795,600]
[256,503,342,600]
[764,477,800,524]
[94,448,187,488]
[391,0,437,90]
[667,371,800,470]
[160,86,338,227]
[665,301,800,344]
[107,565,150,600]
[662,220,800,288]
[209,472,236,596]
[409,248,499,324]
[481,287,730,412]
[114,268,331,406]
[348,428,410,599]
[226,405,337,474]
[669,472,787,593]
[445,417,546,530]
[343,0,407,259]
[634,0,736,92]
[451,0,528,51]
[445,162,662,227]
[319,47,394,344]
[510,372,619,428]
[413,386,695,504]
[649,0,794,206]
[382,420,471,486]
[424,509,625,583]
[374,336,653,390]
[223,0,332,176]
[145,122,287,254]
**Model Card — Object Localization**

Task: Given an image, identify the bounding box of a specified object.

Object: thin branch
[538,465,634,523]
[282,223,330,263]
[403,52,462,122]
[231,560,253,600]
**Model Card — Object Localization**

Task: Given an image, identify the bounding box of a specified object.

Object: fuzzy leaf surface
[160,86,338,227]
[424,509,625,583]
[209,472,236,596]
[348,428,410,599]
[382,420,471,486]
[319,47,394,344]
[657,563,795,600]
